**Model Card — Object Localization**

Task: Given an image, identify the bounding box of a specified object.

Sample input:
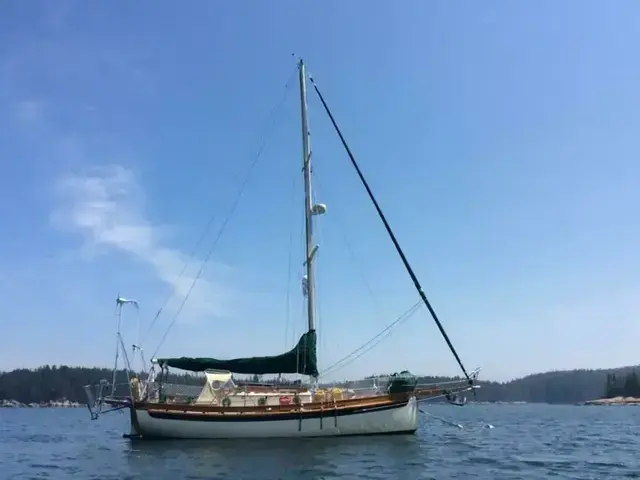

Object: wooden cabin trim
[134,392,411,415]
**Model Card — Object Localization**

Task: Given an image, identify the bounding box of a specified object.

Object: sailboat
[84,59,480,439]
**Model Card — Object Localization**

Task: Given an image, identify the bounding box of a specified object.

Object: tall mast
[298,59,317,333]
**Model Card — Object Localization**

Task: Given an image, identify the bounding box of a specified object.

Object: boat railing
[141,382,202,404]
[84,370,481,419]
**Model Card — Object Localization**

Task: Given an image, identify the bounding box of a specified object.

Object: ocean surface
[1,404,639,479]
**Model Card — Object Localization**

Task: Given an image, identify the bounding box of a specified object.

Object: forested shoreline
[1,364,639,406]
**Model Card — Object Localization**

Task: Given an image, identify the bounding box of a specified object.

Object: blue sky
[1,1,639,382]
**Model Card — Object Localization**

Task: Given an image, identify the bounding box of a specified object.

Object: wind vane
[116,296,139,308]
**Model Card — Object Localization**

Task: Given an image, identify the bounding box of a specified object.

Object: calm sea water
[1,404,639,479]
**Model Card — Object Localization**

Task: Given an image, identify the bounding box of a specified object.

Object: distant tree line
[363,367,640,404]
[458,366,640,404]
[1,364,639,405]
[604,371,640,398]
[0,365,203,404]
[0,366,306,404]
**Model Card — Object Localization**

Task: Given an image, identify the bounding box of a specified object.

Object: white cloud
[51,164,237,322]
[2,27,249,342]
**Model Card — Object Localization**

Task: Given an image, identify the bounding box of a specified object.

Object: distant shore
[583,396,640,406]
[3,397,640,407]
[1,399,83,408]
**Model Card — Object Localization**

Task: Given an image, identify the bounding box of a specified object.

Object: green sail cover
[157,330,318,376]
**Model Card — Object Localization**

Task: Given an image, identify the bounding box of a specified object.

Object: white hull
[130,397,418,439]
